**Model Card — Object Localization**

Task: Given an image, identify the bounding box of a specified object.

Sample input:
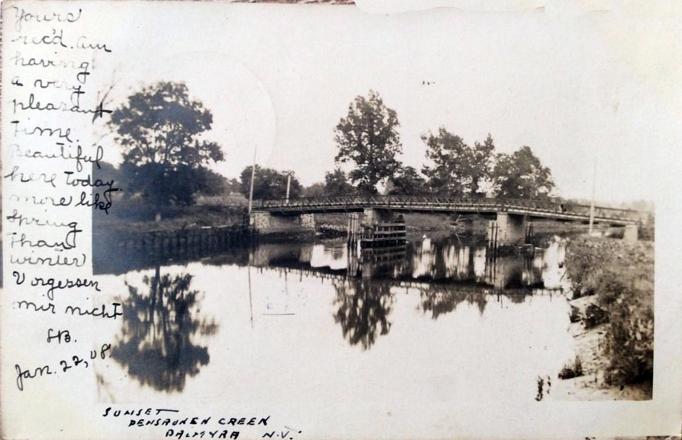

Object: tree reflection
[112,266,218,392]
[419,286,489,319]
[332,279,394,350]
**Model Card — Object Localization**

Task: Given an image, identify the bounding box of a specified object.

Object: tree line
[107,82,555,205]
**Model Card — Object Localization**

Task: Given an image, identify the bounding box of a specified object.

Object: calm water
[93,235,574,409]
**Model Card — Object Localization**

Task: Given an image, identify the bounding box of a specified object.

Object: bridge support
[488,213,530,247]
[623,224,638,243]
[362,208,395,225]
[250,212,315,235]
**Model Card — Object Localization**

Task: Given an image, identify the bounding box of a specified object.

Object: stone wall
[250,211,316,235]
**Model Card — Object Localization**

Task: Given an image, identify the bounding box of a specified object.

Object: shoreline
[548,236,654,401]
[549,303,652,401]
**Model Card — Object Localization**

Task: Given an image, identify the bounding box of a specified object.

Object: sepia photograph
[90,0,655,406]
[2,1,678,439]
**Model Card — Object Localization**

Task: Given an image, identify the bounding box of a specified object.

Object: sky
[93,2,680,204]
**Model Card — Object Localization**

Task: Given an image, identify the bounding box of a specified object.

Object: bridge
[250,196,642,245]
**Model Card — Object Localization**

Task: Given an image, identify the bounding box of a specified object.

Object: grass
[94,199,246,233]
[564,236,654,386]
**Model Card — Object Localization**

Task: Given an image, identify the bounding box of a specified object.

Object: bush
[558,356,584,379]
[584,303,609,329]
[564,238,610,296]
[565,237,654,386]
[604,292,654,385]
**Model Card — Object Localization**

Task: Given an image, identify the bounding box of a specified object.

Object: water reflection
[94,234,574,409]
[239,236,566,293]
[111,266,218,392]
[332,279,394,350]
[97,235,567,295]
[418,286,490,319]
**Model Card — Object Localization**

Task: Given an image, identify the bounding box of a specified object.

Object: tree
[421,129,495,197]
[197,168,229,196]
[421,128,469,196]
[492,146,554,199]
[303,182,326,198]
[109,81,224,205]
[224,178,242,194]
[324,168,356,196]
[334,90,402,195]
[239,165,302,200]
[469,133,496,196]
[387,166,427,195]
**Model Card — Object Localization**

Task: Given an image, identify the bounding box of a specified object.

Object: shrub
[564,238,610,296]
[584,303,609,329]
[558,356,584,379]
[604,292,654,385]
[565,237,654,386]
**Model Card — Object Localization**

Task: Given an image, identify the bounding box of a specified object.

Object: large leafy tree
[387,166,427,195]
[469,133,496,196]
[324,168,356,197]
[302,169,356,198]
[109,81,224,205]
[492,146,554,199]
[334,90,402,195]
[239,165,302,200]
[422,129,496,197]
[421,128,469,196]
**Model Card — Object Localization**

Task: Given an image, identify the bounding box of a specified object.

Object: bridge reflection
[95,235,567,295]
[241,237,565,292]
[96,237,568,359]
[243,237,567,349]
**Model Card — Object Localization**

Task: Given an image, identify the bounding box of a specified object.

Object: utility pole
[588,158,596,235]
[248,147,257,215]
[284,171,294,204]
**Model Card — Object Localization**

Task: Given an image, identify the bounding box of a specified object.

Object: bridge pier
[362,208,395,225]
[488,213,531,247]
[623,224,638,243]
[250,211,315,235]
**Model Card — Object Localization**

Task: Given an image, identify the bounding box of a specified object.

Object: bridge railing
[253,196,641,221]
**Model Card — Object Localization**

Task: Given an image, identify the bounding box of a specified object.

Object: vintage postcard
[1,1,681,439]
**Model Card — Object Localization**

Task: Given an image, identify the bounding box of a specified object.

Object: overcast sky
[94,3,678,204]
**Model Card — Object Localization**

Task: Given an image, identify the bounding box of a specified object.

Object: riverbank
[549,236,654,400]
[95,203,246,233]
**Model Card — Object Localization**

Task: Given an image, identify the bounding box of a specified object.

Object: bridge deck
[253,196,640,225]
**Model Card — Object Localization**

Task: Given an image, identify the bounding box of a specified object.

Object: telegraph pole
[284,170,294,204]
[248,147,257,214]
[588,158,596,234]
[247,148,256,327]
